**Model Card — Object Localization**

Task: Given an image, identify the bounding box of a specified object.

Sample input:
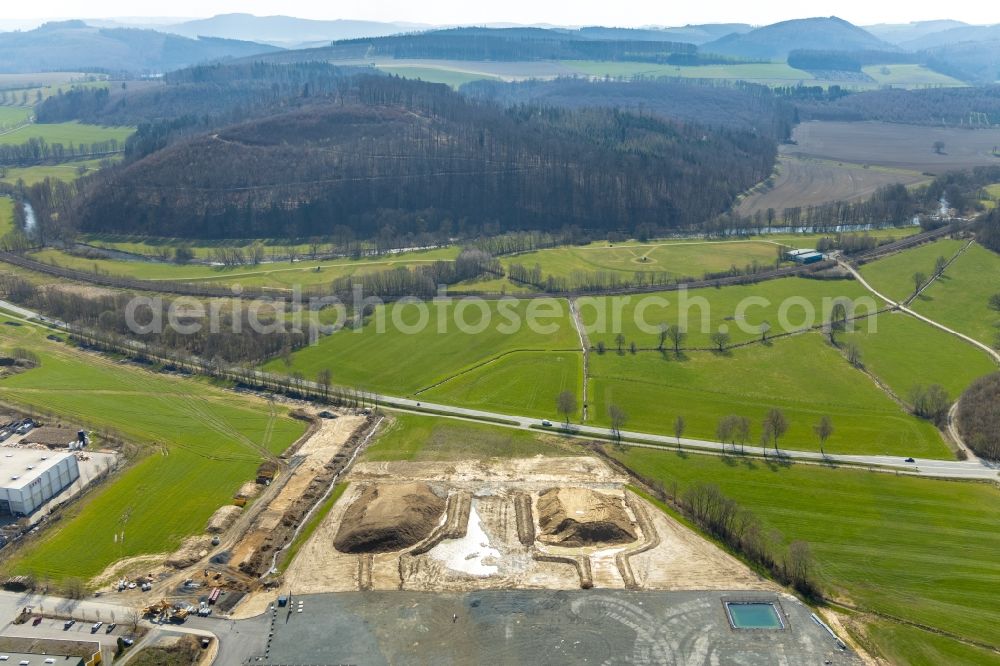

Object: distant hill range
[702,17,896,60]
[159,13,426,48]
[863,20,969,45]
[147,15,749,49]
[900,24,1000,51]
[0,20,281,73]
[241,27,702,65]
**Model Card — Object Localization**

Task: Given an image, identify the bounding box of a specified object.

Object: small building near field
[0,449,80,516]
[0,637,102,666]
[785,248,825,264]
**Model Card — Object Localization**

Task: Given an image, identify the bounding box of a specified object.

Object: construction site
[58,409,858,664]
[269,455,775,599]
[90,407,380,616]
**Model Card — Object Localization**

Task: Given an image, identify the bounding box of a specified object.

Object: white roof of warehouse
[0,448,74,491]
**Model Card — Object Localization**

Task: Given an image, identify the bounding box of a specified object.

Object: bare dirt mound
[334,483,445,554]
[206,505,242,533]
[537,488,636,548]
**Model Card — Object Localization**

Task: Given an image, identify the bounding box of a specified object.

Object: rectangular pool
[725,602,785,629]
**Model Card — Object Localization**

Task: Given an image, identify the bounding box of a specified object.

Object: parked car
[122,637,134,647]
[32,616,42,626]
[63,619,75,630]
[106,623,116,633]
[91,621,102,633]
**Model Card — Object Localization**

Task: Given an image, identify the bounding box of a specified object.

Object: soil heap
[334,483,445,553]
[537,487,637,547]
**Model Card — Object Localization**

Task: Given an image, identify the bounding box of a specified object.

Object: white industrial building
[0,449,80,516]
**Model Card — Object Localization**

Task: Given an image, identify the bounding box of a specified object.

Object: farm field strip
[785,121,1000,174]
[612,448,1000,651]
[364,411,572,462]
[26,246,461,286]
[0,157,112,186]
[0,196,15,236]
[419,350,584,420]
[864,241,1000,349]
[860,64,966,87]
[737,155,930,218]
[264,297,580,396]
[376,64,503,87]
[587,331,952,458]
[0,314,307,581]
[0,120,132,146]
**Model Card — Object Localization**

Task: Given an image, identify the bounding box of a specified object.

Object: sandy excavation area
[227,413,366,576]
[278,456,774,598]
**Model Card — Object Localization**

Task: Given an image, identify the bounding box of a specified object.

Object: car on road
[91,621,102,633]
[904,457,915,463]
[541,420,553,427]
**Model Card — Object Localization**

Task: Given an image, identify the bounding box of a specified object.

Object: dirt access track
[263,456,773,608]
[95,410,370,603]
[228,412,368,576]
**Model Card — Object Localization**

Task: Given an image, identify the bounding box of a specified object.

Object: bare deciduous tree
[814,415,833,457]
[556,390,577,426]
[763,408,788,455]
[608,404,627,442]
[673,415,686,451]
[667,326,687,355]
[710,330,730,352]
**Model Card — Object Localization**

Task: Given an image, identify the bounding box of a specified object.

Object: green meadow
[842,310,997,400]
[588,331,949,457]
[0,316,307,581]
[861,239,1000,348]
[27,246,461,288]
[562,60,820,84]
[580,276,875,350]
[0,157,113,186]
[859,238,968,302]
[264,297,579,395]
[364,411,570,461]
[0,105,32,129]
[420,350,583,419]
[0,121,132,146]
[377,64,502,88]
[861,64,965,87]
[501,239,785,280]
[863,620,1000,666]
[908,242,1000,348]
[0,196,15,236]
[613,448,1000,650]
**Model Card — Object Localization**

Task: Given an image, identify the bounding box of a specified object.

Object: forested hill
[0,21,281,73]
[795,86,1000,125]
[240,27,699,64]
[702,17,893,60]
[463,78,796,140]
[58,74,775,240]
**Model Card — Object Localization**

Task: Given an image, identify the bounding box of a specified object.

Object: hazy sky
[3,0,997,26]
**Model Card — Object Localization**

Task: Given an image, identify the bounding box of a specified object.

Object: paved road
[2,299,997,481]
[0,299,42,321]
[367,394,999,480]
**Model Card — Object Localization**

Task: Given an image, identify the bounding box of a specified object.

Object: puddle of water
[429,500,501,577]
